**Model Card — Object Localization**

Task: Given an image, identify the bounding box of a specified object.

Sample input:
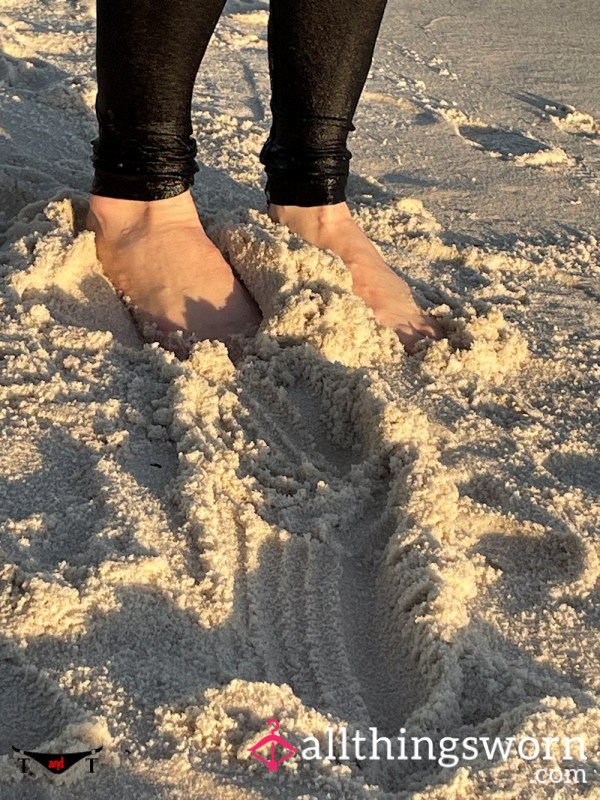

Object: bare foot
[266,201,442,353]
[86,190,261,354]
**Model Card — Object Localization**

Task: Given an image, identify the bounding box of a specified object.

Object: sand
[0,0,599,798]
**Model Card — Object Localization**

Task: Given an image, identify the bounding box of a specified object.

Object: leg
[87,0,260,350]
[261,0,442,353]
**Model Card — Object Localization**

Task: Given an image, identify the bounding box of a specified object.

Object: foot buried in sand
[267,200,443,353]
[86,190,261,356]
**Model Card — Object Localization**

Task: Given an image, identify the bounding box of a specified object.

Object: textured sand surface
[0,0,599,798]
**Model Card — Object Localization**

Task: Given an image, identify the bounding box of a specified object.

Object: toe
[395,313,444,354]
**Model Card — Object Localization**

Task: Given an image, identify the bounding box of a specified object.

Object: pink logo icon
[247,719,299,772]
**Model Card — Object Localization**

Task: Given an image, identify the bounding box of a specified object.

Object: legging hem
[90,170,193,201]
[264,174,347,206]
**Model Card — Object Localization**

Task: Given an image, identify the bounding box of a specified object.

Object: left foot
[266,201,443,353]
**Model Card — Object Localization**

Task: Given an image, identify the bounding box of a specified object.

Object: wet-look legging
[90,0,388,205]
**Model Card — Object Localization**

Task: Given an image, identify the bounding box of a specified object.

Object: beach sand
[0,0,599,797]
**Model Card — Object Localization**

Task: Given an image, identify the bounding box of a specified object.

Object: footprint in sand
[164,210,501,793]
[442,107,576,167]
[404,88,576,168]
[171,334,465,771]
[516,91,600,141]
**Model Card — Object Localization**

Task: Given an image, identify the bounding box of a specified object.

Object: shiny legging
[90,0,388,205]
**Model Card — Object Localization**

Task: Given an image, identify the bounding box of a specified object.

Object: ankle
[87,190,200,238]
[267,201,352,230]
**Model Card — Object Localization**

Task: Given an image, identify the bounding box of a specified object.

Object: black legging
[90,0,388,205]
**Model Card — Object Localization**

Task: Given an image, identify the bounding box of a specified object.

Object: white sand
[0,0,599,798]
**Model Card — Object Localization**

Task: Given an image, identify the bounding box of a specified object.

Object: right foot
[86,189,261,353]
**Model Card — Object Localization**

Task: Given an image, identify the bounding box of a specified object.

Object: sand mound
[0,191,597,799]
[0,0,599,797]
